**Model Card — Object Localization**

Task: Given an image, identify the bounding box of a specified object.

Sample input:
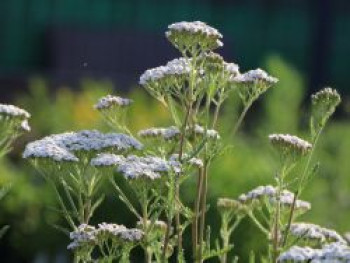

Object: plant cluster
[0,103,31,238]
[22,21,347,262]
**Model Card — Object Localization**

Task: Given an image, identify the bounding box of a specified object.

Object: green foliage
[0,53,349,262]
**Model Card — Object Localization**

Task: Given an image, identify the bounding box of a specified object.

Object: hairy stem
[192,167,204,261]
[162,104,191,261]
[220,216,230,263]
[142,193,152,263]
[272,167,286,263]
[198,163,208,263]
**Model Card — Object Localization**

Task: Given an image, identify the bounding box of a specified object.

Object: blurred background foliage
[0,55,349,262]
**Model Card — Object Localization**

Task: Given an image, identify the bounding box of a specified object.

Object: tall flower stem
[298,127,323,194]
[283,128,323,248]
[140,188,153,263]
[192,167,204,261]
[282,191,297,247]
[232,101,253,137]
[198,162,209,263]
[220,216,242,263]
[271,168,285,263]
[162,103,192,262]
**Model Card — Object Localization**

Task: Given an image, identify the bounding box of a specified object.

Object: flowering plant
[0,103,31,238]
[23,21,346,262]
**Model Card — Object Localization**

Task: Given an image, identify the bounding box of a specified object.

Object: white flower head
[138,126,180,141]
[312,88,341,107]
[139,58,191,86]
[269,134,312,157]
[117,155,180,180]
[233,68,278,84]
[238,185,311,212]
[67,224,97,250]
[278,243,350,262]
[224,62,240,77]
[23,138,79,162]
[0,104,31,119]
[94,95,133,110]
[189,125,220,140]
[278,246,321,262]
[169,153,203,168]
[166,21,223,51]
[289,223,346,245]
[90,153,125,167]
[96,222,143,243]
[0,104,31,134]
[311,87,341,132]
[47,130,142,152]
[23,130,142,163]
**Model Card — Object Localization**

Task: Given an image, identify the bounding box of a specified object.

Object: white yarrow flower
[117,155,180,180]
[289,223,346,244]
[0,104,31,119]
[167,21,222,38]
[191,125,220,139]
[166,21,223,50]
[96,222,143,242]
[224,62,240,76]
[23,138,79,162]
[169,153,203,168]
[138,126,180,140]
[238,185,311,211]
[278,243,350,262]
[233,68,278,84]
[23,130,143,163]
[269,133,312,156]
[90,153,125,167]
[94,95,133,110]
[67,224,97,250]
[139,58,191,86]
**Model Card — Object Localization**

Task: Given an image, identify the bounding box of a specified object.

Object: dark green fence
[0,0,349,92]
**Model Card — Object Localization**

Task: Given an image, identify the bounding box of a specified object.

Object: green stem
[192,167,204,261]
[298,128,323,194]
[272,167,286,263]
[198,162,208,263]
[220,216,229,263]
[142,190,152,263]
[212,102,222,129]
[282,190,298,247]
[248,211,269,236]
[232,101,253,137]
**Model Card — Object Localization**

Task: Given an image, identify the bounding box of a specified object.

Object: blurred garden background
[0,0,350,262]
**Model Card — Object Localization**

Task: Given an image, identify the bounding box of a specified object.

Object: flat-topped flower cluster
[0,103,31,155]
[23,130,143,163]
[238,185,311,211]
[278,243,350,262]
[269,134,312,157]
[289,223,346,245]
[68,223,143,250]
[0,104,30,119]
[94,95,133,110]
